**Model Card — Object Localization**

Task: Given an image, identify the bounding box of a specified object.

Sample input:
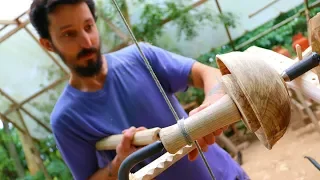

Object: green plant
[96,0,238,47]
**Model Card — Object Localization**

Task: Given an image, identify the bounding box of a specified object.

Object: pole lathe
[96,9,320,179]
[97,47,294,180]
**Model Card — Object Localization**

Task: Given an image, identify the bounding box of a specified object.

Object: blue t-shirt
[51,43,249,180]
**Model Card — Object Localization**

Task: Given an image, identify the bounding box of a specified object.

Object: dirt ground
[240,124,320,180]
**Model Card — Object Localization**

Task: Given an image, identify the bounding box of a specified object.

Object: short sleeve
[135,42,196,93]
[52,123,99,180]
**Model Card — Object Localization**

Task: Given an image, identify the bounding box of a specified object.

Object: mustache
[77,47,98,60]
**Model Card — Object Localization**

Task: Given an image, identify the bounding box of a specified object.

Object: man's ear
[39,38,54,52]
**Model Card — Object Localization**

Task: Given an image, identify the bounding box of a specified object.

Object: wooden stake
[17,110,52,180]
[308,12,320,82]
[292,44,320,133]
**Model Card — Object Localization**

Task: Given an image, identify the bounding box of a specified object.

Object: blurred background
[0,0,320,179]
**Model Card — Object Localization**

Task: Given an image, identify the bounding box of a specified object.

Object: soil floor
[241,125,320,180]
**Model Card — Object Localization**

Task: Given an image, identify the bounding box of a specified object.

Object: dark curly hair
[29,0,97,39]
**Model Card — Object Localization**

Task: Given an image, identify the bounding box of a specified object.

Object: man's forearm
[188,62,225,104]
[88,155,122,180]
[188,62,222,94]
[201,67,224,99]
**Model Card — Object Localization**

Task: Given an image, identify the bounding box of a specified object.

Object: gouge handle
[96,128,161,150]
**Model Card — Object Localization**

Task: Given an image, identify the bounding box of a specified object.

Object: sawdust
[240,126,320,180]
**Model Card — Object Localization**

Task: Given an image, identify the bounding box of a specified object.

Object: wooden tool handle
[159,94,241,154]
[96,127,161,150]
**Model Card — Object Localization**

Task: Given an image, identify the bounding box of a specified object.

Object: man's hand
[187,82,228,161]
[89,126,147,180]
[116,126,147,162]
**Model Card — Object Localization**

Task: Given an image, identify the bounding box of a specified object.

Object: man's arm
[53,126,100,180]
[53,120,120,180]
[187,61,224,102]
[88,156,122,180]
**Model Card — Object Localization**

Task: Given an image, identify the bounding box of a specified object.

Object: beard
[73,47,103,77]
[53,43,103,77]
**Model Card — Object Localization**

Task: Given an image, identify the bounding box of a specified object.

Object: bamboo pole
[236,13,301,50]
[214,0,235,50]
[0,19,30,43]
[235,0,320,50]
[17,110,52,180]
[0,25,9,32]
[2,120,25,178]
[0,112,26,134]
[304,0,311,45]
[248,0,279,18]
[160,0,208,25]
[24,26,69,75]
[0,89,52,133]
[121,0,131,28]
[0,112,41,144]
[104,17,129,41]
[0,10,30,35]
[3,76,68,116]
[0,20,17,25]
[304,0,311,22]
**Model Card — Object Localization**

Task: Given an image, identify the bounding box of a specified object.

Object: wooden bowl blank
[216,51,291,149]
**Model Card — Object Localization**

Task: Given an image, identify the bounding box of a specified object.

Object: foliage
[95,0,237,48]
[0,62,70,179]
[22,64,71,179]
[0,134,18,179]
[233,0,320,52]
[130,1,237,42]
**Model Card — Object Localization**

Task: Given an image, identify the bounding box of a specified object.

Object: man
[29,0,249,179]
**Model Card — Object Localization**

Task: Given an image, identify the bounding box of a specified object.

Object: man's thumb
[189,108,199,116]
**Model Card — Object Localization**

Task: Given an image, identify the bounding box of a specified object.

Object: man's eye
[85,24,93,31]
[62,31,76,37]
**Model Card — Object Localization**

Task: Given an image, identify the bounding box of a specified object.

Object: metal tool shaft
[281,52,320,82]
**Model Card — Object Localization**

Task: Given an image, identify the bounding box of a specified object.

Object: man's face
[44,2,102,77]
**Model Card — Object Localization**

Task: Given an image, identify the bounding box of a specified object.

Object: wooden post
[1,120,25,178]
[17,110,52,180]
[214,0,235,50]
[292,44,320,133]
[308,12,320,81]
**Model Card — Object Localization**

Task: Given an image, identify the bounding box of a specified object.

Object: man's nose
[78,32,92,48]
